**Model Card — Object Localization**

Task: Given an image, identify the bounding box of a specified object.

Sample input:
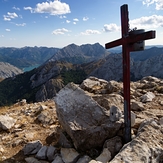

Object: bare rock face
[0,62,22,79]
[35,78,64,102]
[54,82,123,151]
[110,119,163,163]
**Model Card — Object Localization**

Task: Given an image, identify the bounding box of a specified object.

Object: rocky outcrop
[30,61,72,88]
[0,62,22,79]
[54,82,123,151]
[110,119,163,163]
[1,76,163,162]
[35,79,64,102]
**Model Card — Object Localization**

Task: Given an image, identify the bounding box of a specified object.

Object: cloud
[83,17,89,21]
[130,15,163,29]
[73,18,79,21]
[73,22,76,25]
[52,28,70,35]
[13,7,20,11]
[24,0,71,15]
[16,23,26,26]
[81,29,101,35]
[0,35,4,37]
[24,7,33,11]
[5,29,11,32]
[66,20,70,23]
[143,0,163,10]
[103,23,120,32]
[3,12,18,21]
[60,15,66,19]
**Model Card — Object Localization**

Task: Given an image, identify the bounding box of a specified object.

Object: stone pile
[1,76,163,163]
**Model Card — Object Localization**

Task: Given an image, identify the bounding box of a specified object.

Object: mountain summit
[48,43,109,64]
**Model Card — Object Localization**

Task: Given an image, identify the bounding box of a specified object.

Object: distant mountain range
[0,43,163,106]
[108,45,163,53]
[48,43,109,64]
[0,46,59,69]
[0,43,109,71]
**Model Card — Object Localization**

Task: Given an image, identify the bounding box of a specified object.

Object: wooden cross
[105,4,156,143]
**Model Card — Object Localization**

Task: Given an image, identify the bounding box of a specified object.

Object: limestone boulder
[92,93,124,111]
[96,148,111,163]
[103,136,123,159]
[54,83,123,151]
[80,76,108,93]
[0,115,16,131]
[131,100,144,111]
[106,80,123,94]
[140,92,155,102]
[61,148,80,163]
[110,119,163,163]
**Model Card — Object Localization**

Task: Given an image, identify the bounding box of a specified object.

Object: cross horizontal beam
[128,30,155,45]
[105,30,156,49]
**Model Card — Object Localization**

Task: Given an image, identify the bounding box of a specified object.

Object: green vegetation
[61,69,87,85]
[0,66,87,106]
[0,68,39,106]
[59,56,88,64]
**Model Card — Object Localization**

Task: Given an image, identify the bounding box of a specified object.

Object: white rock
[0,115,16,130]
[140,92,155,102]
[96,148,111,163]
[131,111,136,127]
[110,105,122,122]
[110,119,163,163]
[89,160,98,163]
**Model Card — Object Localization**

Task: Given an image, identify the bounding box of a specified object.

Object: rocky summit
[1,76,163,162]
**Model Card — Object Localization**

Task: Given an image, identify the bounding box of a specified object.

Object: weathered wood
[105,4,156,143]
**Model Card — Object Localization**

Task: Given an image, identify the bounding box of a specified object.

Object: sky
[0,0,163,48]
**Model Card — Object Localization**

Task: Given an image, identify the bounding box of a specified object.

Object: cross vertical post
[121,4,131,143]
[105,4,155,143]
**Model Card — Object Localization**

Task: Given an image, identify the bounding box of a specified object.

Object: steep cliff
[0,62,23,79]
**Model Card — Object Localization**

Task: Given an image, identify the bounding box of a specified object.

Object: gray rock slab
[54,83,122,151]
[23,140,42,155]
[47,146,57,161]
[36,146,48,160]
[61,148,80,163]
[76,155,91,163]
[51,155,64,163]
